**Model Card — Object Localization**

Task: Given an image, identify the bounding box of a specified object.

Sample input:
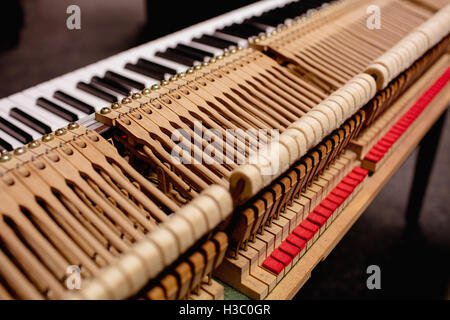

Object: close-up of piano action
[0,0,449,301]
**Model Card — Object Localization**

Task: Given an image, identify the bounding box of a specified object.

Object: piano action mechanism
[0,0,449,300]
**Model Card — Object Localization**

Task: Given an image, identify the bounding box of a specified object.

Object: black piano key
[262,10,289,22]
[77,82,118,103]
[155,48,197,66]
[243,20,270,32]
[136,59,177,75]
[0,137,13,152]
[236,22,265,35]
[0,116,33,144]
[36,98,79,122]
[192,34,237,49]
[125,63,165,80]
[104,71,145,90]
[168,47,204,62]
[53,91,95,114]
[248,16,279,27]
[218,25,254,39]
[9,107,52,135]
[91,76,131,96]
[175,44,214,60]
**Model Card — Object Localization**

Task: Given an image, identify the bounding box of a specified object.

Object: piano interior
[0,0,449,300]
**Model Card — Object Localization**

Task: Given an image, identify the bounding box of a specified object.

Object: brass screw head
[160,80,169,86]
[121,97,132,104]
[28,140,40,149]
[14,147,26,156]
[111,102,121,109]
[169,75,178,82]
[68,122,80,130]
[42,134,54,142]
[0,153,11,163]
[100,107,111,114]
[151,84,160,91]
[186,68,194,74]
[55,128,67,136]
[142,88,151,95]
[131,93,142,100]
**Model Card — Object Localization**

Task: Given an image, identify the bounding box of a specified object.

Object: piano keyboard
[0,0,327,152]
[1,0,449,300]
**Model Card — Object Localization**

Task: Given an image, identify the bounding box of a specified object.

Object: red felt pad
[390,126,405,135]
[286,234,306,250]
[409,105,422,111]
[382,134,397,144]
[413,103,426,111]
[407,109,421,117]
[398,118,413,126]
[262,256,284,275]
[385,134,400,143]
[387,129,401,137]
[393,124,407,132]
[327,194,344,206]
[352,167,369,177]
[271,248,292,266]
[403,112,417,119]
[292,226,314,241]
[373,144,389,154]
[299,220,319,234]
[399,116,412,122]
[364,152,381,163]
[368,148,384,158]
[347,172,365,183]
[314,205,333,219]
[321,199,339,212]
[307,212,327,227]
[279,241,300,258]
[396,120,409,128]
[342,176,359,188]
[378,139,393,148]
[336,182,354,194]
[332,188,350,200]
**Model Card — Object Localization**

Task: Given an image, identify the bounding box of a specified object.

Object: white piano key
[0,99,42,140]
[187,41,223,57]
[0,129,23,150]
[213,31,248,47]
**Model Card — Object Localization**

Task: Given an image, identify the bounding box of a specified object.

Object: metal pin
[100,107,111,114]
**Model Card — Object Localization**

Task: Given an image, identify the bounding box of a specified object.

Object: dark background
[0,0,448,299]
